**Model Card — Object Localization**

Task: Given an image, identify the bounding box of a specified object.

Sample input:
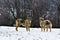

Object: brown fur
[40,17,52,32]
[15,18,31,32]
[15,19,23,31]
[24,19,31,32]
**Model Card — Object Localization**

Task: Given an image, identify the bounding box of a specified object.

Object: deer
[39,17,52,32]
[15,17,32,32]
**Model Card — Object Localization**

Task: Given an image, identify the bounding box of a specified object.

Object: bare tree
[3,0,22,25]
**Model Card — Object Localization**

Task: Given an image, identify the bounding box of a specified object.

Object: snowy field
[0,26,60,40]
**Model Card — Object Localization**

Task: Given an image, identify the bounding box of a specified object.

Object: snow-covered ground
[0,26,60,40]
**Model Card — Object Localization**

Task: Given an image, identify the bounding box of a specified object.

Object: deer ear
[39,17,44,20]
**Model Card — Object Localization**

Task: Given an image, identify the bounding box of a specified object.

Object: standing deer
[15,18,31,32]
[39,17,52,32]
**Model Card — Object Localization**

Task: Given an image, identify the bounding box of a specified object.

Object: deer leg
[43,27,45,32]
[50,24,52,32]
[15,20,19,31]
[41,27,43,32]
[46,26,48,32]
[16,26,18,31]
[16,23,19,31]
[28,26,30,32]
[50,27,51,32]
[26,26,30,32]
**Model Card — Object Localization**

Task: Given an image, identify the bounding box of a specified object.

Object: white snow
[0,26,60,40]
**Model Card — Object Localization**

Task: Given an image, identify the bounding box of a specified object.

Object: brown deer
[39,17,52,32]
[15,18,31,32]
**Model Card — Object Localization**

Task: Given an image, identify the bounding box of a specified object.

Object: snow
[0,26,60,40]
